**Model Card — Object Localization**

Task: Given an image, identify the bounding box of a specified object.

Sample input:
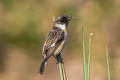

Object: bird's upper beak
[67,16,75,21]
[67,17,72,21]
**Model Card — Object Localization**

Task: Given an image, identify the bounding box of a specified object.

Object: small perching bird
[39,15,72,75]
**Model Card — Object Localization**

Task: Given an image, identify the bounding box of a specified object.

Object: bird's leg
[53,53,64,64]
[53,55,59,64]
[56,53,64,64]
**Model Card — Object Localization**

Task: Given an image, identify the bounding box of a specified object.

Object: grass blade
[106,45,111,80]
[81,26,87,80]
[63,64,68,80]
[88,33,93,80]
[57,53,67,80]
[59,62,64,80]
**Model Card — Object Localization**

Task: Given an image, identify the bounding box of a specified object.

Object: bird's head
[54,15,72,26]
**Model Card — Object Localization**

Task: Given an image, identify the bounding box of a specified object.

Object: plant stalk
[59,62,64,80]
[88,33,93,80]
[81,26,87,80]
[57,54,65,80]
[106,45,111,80]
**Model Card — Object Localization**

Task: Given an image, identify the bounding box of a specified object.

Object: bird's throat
[55,24,66,30]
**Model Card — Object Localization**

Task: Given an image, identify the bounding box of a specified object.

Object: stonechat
[39,15,72,75]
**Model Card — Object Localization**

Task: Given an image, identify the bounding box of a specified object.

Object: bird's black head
[54,15,72,25]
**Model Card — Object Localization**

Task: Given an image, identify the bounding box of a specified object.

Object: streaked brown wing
[42,27,65,57]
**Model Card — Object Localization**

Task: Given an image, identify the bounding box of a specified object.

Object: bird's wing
[42,27,65,57]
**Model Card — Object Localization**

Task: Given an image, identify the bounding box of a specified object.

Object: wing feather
[42,27,65,57]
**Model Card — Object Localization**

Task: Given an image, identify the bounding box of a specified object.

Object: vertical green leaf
[88,33,93,80]
[81,26,87,80]
[59,62,64,80]
[57,54,65,80]
[106,45,111,80]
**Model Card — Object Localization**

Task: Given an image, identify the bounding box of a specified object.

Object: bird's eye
[57,21,60,24]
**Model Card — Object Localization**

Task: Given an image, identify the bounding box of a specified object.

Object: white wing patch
[51,43,55,47]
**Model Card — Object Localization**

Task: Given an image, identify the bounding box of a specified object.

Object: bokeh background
[0,0,120,80]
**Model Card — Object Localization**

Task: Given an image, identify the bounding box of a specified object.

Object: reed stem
[106,45,111,80]
[57,54,67,80]
[81,26,87,80]
[88,33,93,80]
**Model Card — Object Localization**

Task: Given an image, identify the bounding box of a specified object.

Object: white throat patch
[59,24,66,30]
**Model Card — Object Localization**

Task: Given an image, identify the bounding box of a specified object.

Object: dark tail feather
[39,59,47,75]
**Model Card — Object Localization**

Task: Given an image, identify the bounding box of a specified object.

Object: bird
[39,15,72,75]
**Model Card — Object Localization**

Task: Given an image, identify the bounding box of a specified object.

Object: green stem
[81,26,87,80]
[106,45,111,80]
[59,62,64,80]
[57,54,64,80]
[88,33,93,80]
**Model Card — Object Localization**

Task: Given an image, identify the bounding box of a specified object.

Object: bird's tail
[39,57,47,75]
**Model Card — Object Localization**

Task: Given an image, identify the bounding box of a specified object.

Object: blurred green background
[0,0,120,80]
